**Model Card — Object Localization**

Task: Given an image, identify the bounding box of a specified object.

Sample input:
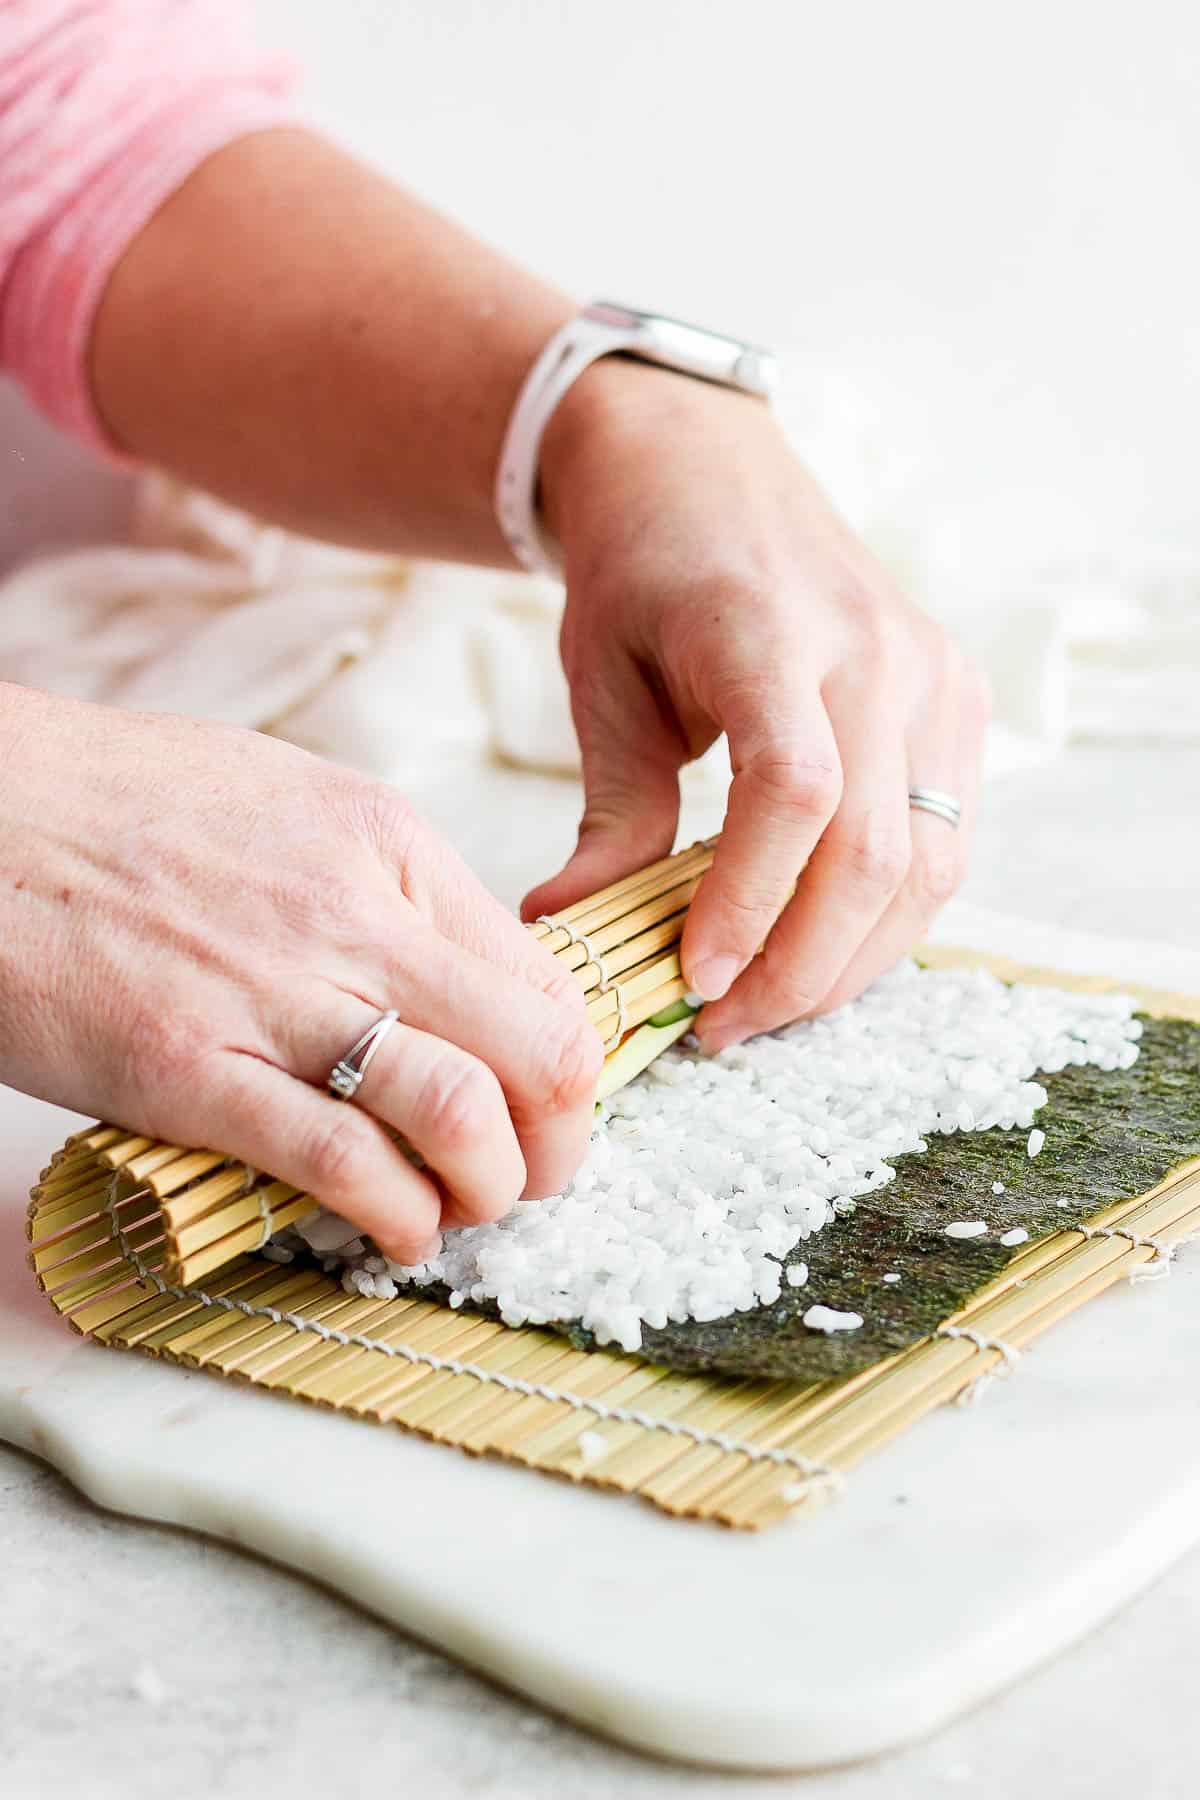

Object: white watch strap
[494,313,641,576]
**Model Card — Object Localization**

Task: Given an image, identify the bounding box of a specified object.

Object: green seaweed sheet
[556,1014,1200,1382]
[301,1013,1200,1386]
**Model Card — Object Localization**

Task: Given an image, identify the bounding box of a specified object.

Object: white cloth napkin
[0,474,498,779]
[0,470,735,794]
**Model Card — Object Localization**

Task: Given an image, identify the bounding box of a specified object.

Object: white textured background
[5,0,1200,584]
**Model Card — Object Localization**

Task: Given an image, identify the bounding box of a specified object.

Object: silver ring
[327,1009,400,1101]
[908,786,962,829]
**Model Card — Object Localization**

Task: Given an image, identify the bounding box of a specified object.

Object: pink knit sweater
[0,1,297,455]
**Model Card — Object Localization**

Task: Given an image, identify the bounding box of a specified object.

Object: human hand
[523,362,990,1051]
[0,686,601,1261]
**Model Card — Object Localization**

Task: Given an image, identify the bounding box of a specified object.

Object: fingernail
[688,955,741,1002]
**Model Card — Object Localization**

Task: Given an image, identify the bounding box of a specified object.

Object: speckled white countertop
[4,743,1199,1800]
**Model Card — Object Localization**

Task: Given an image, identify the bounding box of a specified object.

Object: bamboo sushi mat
[22,833,1200,1530]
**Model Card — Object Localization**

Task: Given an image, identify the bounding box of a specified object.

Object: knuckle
[564,659,614,725]
[332,777,423,887]
[344,773,418,851]
[124,1005,208,1098]
[417,1053,502,1154]
[912,847,962,910]
[577,793,637,841]
[542,1018,605,1114]
[303,1111,373,1201]
[541,961,592,1021]
[835,825,911,897]
[287,868,363,938]
[744,745,843,818]
[716,876,788,930]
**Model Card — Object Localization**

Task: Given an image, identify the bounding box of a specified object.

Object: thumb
[522,687,684,921]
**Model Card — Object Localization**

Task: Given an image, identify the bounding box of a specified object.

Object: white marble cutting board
[3,905,1200,1773]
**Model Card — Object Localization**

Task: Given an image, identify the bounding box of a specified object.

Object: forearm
[90,128,574,565]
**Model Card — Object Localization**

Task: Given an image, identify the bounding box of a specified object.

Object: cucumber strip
[646,997,701,1029]
[596,1012,696,1102]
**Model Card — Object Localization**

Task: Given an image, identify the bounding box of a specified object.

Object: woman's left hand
[523,360,991,1053]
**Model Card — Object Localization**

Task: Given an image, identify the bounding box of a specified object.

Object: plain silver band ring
[908,786,962,829]
[327,1009,400,1101]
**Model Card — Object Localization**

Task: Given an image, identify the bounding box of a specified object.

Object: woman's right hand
[0,683,602,1263]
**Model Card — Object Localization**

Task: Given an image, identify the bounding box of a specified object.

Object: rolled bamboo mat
[25,931,1200,1530]
[32,837,716,1292]
[25,1123,1200,1529]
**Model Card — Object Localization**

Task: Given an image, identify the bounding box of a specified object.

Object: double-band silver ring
[327,1009,399,1101]
[908,786,962,830]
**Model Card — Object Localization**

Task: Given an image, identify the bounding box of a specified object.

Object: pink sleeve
[0,1,300,458]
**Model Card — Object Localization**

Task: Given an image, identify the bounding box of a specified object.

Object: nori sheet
[554,1014,1200,1381]
[299,1014,1200,1385]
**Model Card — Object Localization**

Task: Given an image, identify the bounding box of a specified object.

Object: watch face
[585,301,775,398]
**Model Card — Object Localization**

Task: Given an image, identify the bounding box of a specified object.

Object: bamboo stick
[551,909,691,994]
[430,1341,592,1450]
[29,1164,110,1210]
[528,838,715,939]
[147,1150,233,1199]
[27,1179,137,1245]
[304,1311,497,1410]
[233,1288,416,1385]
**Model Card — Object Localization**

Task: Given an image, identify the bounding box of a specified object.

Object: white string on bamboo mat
[1060,1220,1200,1282]
[603,984,627,1049]
[536,915,606,987]
[103,1179,839,1490]
[937,1324,1021,1368]
[937,1323,1020,1407]
[537,915,627,1047]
